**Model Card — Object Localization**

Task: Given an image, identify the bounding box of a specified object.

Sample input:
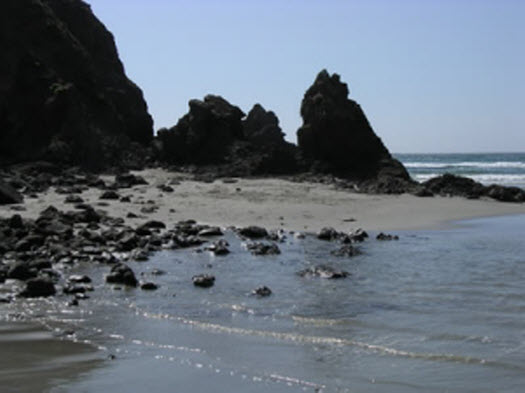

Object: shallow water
[396,152,525,188]
[2,215,525,392]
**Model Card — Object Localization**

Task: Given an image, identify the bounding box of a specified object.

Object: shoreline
[1,168,524,233]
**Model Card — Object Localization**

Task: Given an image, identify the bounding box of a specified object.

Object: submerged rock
[331,244,361,257]
[298,265,350,279]
[192,274,215,288]
[246,242,281,256]
[376,232,399,241]
[252,286,272,297]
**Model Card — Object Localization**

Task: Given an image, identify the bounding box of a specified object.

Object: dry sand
[2,168,524,232]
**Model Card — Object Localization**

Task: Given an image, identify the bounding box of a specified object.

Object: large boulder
[157,97,299,175]
[157,95,245,165]
[297,70,409,180]
[0,0,153,170]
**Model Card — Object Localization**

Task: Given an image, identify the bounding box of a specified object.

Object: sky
[87,0,525,153]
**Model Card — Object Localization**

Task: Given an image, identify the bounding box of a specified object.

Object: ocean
[395,152,525,189]
[2,215,525,392]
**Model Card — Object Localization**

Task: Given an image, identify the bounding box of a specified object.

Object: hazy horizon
[87,0,525,154]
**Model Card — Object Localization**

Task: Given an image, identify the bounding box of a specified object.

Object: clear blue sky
[87,0,524,153]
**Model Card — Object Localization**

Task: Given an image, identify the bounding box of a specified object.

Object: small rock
[106,263,138,287]
[317,227,338,241]
[206,239,230,255]
[376,232,399,241]
[65,195,84,204]
[198,227,223,237]
[192,274,215,288]
[298,265,350,279]
[252,286,272,297]
[141,282,159,290]
[246,242,281,256]
[20,277,56,297]
[68,275,92,284]
[239,226,268,239]
[100,191,120,200]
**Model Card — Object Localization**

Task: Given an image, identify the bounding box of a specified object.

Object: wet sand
[0,322,102,393]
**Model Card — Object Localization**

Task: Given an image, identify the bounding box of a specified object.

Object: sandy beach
[2,168,524,233]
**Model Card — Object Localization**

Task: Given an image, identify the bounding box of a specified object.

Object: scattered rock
[298,265,350,279]
[100,191,120,200]
[207,240,230,255]
[106,263,138,287]
[141,282,158,290]
[238,226,268,239]
[192,274,215,288]
[252,286,272,297]
[65,195,84,204]
[246,242,281,256]
[376,232,399,241]
[20,277,56,298]
[318,227,338,241]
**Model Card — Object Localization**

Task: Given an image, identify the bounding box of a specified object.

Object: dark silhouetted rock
[318,227,339,241]
[298,265,350,279]
[0,179,23,205]
[7,261,38,281]
[297,70,410,182]
[192,274,215,288]
[0,0,153,170]
[238,226,268,239]
[376,232,399,241]
[157,95,245,164]
[141,282,158,291]
[100,191,120,200]
[206,240,230,256]
[106,263,138,287]
[246,242,281,256]
[423,174,485,199]
[20,277,56,298]
[252,286,272,297]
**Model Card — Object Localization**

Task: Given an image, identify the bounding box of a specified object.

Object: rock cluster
[157,97,299,176]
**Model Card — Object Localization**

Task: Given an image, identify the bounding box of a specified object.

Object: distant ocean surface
[395,152,525,189]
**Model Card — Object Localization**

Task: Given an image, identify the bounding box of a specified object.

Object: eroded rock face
[157,95,245,165]
[157,97,299,175]
[0,0,153,170]
[297,70,409,181]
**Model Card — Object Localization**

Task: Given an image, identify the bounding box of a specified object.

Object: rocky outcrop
[0,179,23,205]
[422,173,525,202]
[157,97,299,176]
[0,0,153,170]
[297,70,410,183]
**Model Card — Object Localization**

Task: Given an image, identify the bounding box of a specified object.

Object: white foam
[413,173,525,186]
[404,161,525,169]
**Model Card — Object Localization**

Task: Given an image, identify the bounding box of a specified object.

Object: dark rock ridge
[297,70,411,186]
[421,173,525,202]
[156,96,299,176]
[0,0,153,170]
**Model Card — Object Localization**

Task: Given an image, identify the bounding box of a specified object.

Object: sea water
[2,215,525,392]
[396,152,525,188]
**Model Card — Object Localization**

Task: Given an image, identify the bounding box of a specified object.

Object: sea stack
[0,0,153,170]
[297,70,409,182]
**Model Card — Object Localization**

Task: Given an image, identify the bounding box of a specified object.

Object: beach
[1,169,525,392]
[2,168,524,233]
